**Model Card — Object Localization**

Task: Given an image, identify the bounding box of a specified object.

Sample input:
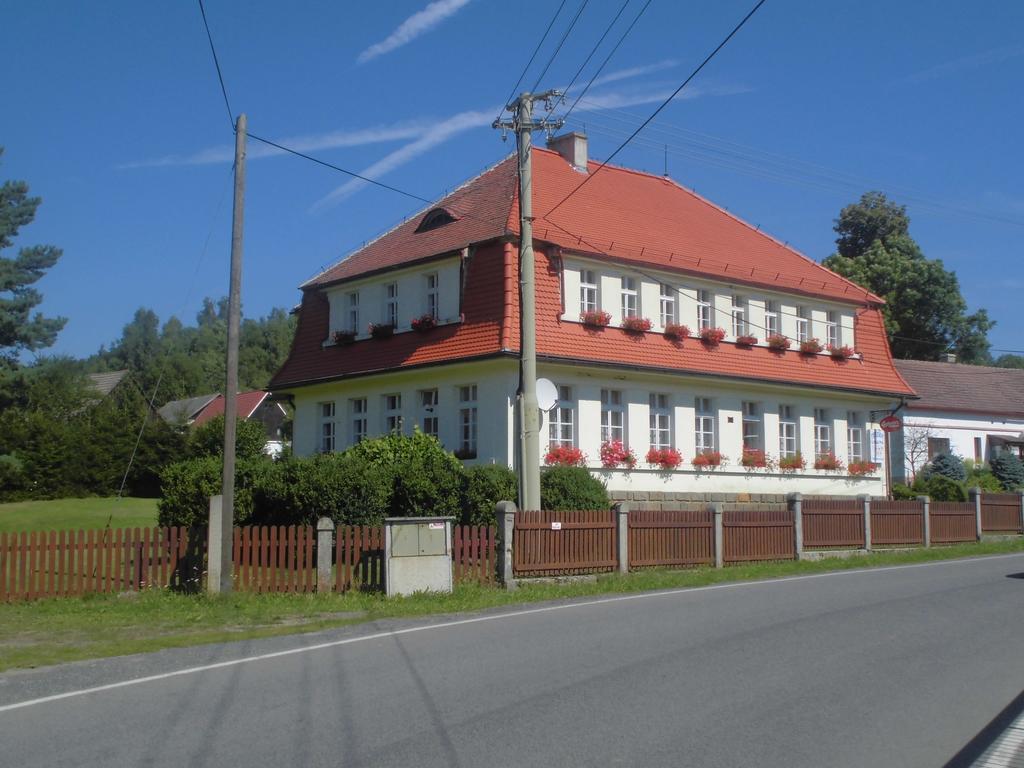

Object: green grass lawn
[1,537,1022,673]
[0,497,159,533]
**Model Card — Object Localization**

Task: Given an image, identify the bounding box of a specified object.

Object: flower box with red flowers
[332,329,357,345]
[580,309,612,328]
[621,316,653,334]
[814,452,844,471]
[545,445,586,467]
[411,314,437,333]
[735,334,759,348]
[699,327,726,346]
[646,447,682,470]
[599,440,637,469]
[368,323,395,339]
[663,323,690,341]
[847,460,877,476]
[799,338,824,355]
[767,334,791,352]
[740,448,768,469]
[828,344,855,360]
[691,450,724,469]
[778,452,805,473]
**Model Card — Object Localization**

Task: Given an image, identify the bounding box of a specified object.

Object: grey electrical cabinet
[385,517,454,596]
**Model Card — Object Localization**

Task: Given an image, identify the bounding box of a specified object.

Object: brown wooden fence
[334,525,385,593]
[981,493,1022,533]
[513,510,617,576]
[0,527,204,602]
[628,510,714,569]
[723,509,795,563]
[453,525,496,584]
[233,525,316,593]
[929,502,977,544]
[871,500,925,546]
[802,500,865,549]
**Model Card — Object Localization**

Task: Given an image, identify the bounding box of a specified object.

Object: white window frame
[385,282,399,327]
[847,411,864,462]
[696,289,712,331]
[425,273,439,319]
[742,401,761,451]
[549,385,575,448]
[779,404,797,458]
[419,389,438,438]
[383,394,402,434]
[765,300,779,337]
[826,311,839,348]
[600,389,625,444]
[814,408,832,457]
[458,385,477,456]
[649,393,672,450]
[318,402,336,453]
[347,291,360,333]
[621,277,638,319]
[350,398,367,444]
[659,285,676,328]
[695,397,715,454]
[731,295,747,337]
[796,307,810,343]
[580,270,598,315]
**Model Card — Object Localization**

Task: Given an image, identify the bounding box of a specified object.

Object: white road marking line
[1,551,1022,714]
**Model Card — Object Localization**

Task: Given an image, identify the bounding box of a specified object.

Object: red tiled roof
[895,360,1024,418]
[193,391,269,426]
[272,145,912,397]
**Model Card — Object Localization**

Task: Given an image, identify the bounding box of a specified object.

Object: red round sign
[879,415,902,433]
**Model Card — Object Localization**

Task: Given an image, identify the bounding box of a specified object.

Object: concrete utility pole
[494,93,561,512]
[212,112,246,594]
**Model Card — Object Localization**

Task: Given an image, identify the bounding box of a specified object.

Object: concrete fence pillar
[859,494,872,551]
[495,500,517,590]
[711,503,724,568]
[207,494,232,595]
[614,502,630,574]
[969,487,983,541]
[316,517,335,593]
[787,493,803,560]
[918,495,931,547]
[1019,492,1024,535]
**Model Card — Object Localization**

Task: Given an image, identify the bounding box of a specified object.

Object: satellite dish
[536,378,558,411]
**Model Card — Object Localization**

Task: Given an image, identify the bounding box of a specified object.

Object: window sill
[323,316,462,347]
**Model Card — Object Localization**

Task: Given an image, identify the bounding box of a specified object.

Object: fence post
[918,495,931,547]
[316,517,335,593]
[207,495,232,594]
[787,493,803,560]
[969,487,982,541]
[1019,491,1024,535]
[613,502,630,574]
[711,503,724,568]
[494,500,517,590]
[859,494,872,551]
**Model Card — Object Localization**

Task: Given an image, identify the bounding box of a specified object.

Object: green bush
[963,461,1006,493]
[990,451,1024,491]
[913,473,967,502]
[540,466,609,511]
[157,456,277,527]
[462,464,518,526]
[188,415,268,460]
[923,453,967,483]
[891,483,916,500]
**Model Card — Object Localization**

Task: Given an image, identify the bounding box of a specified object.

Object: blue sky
[2,0,1022,360]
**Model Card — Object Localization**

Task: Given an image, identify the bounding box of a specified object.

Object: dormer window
[415,207,457,233]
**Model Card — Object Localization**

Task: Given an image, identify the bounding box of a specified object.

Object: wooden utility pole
[494,93,561,512]
[211,112,246,594]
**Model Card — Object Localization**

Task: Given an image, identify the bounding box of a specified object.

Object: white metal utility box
[384,517,454,597]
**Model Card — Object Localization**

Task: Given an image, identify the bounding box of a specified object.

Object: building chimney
[944,353,957,364]
[547,132,588,173]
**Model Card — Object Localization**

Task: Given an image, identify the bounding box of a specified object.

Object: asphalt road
[2,554,1024,768]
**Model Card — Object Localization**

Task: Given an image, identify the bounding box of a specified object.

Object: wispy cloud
[310,108,496,210]
[120,121,429,169]
[357,0,472,64]
[583,59,679,90]
[894,43,1024,86]
[575,83,751,111]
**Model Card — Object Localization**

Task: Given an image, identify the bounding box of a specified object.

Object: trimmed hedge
[540,466,610,512]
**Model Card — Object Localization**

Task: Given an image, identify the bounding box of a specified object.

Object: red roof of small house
[192,391,269,426]
[271,147,913,398]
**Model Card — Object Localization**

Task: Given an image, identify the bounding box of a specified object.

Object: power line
[548,0,631,118]
[560,0,654,125]
[197,0,234,130]
[530,0,591,93]
[545,0,767,219]
[496,0,568,121]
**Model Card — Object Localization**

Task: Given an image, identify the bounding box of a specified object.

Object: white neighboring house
[892,359,1024,482]
[270,134,916,500]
